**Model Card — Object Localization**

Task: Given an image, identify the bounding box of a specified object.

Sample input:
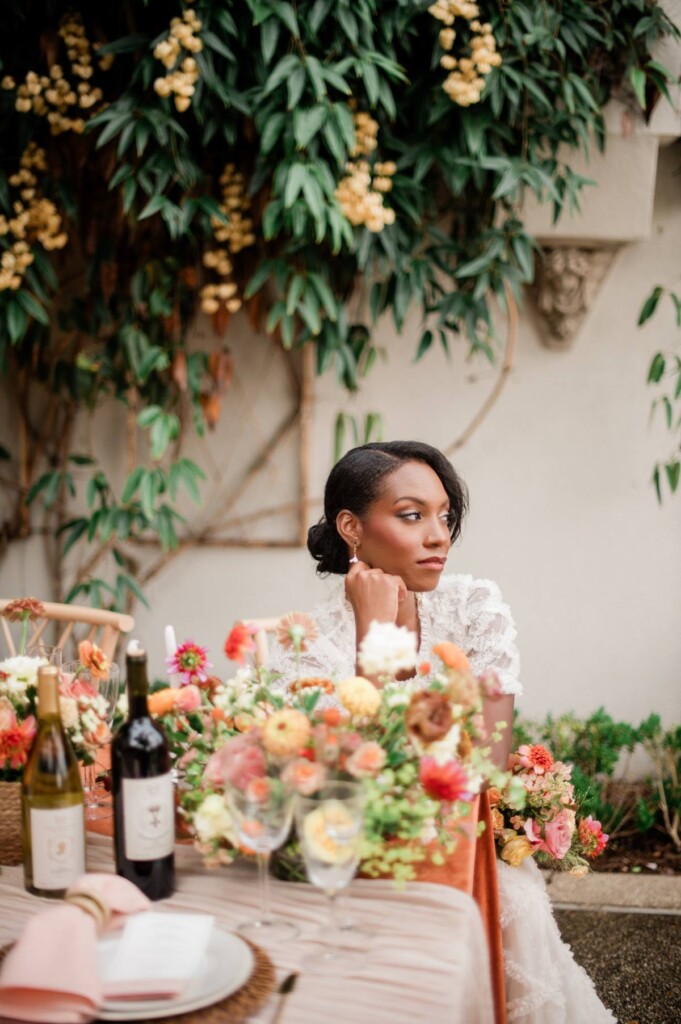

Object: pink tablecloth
[0,835,494,1024]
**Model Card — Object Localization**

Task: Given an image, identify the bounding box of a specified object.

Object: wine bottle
[112,642,175,900]
[22,664,86,898]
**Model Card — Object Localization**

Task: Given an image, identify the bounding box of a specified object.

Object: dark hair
[307,441,468,575]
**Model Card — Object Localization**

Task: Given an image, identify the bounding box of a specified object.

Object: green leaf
[665,460,680,494]
[16,290,49,326]
[284,163,308,207]
[116,572,150,609]
[293,105,327,149]
[647,352,665,383]
[638,286,663,326]
[305,57,327,101]
[137,404,162,428]
[629,66,647,109]
[415,330,433,361]
[263,54,300,95]
[6,301,28,344]
[261,17,280,64]
[121,466,145,504]
[287,66,307,110]
[62,518,88,558]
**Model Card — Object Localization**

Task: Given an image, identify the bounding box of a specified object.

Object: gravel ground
[554,910,681,1024]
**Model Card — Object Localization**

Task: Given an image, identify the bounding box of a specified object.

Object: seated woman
[269,440,616,1024]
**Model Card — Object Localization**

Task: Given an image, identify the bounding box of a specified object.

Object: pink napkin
[0,873,150,1024]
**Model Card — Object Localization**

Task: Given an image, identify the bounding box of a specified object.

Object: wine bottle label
[30,804,85,890]
[122,773,174,861]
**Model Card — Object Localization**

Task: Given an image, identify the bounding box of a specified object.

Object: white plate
[97,927,254,1021]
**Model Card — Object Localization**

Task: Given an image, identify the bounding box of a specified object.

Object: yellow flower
[262,708,311,757]
[302,802,357,865]
[337,676,381,718]
[500,834,534,867]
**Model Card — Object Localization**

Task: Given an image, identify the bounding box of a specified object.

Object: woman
[269,441,616,1024]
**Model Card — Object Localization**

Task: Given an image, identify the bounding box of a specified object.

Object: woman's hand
[345,560,407,641]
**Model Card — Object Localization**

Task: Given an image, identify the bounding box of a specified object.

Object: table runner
[0,835,494,1024]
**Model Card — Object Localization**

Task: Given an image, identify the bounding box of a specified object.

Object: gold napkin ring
[65,891,111,932]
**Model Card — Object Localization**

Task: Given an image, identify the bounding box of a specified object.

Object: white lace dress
[269,574,617,1024]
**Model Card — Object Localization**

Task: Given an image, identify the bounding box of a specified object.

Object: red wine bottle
[112,642,175,900]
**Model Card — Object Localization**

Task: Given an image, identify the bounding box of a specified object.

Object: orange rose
[432,642,471,673]
[78,640,111,681]
[148,687,181,716]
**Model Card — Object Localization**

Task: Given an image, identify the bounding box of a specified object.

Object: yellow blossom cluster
[153,9,203,113]
[429,1,502,107]
[336,111,396,233]
[200,164,256,315]
[0,144,67,291]
[1,13,106,134]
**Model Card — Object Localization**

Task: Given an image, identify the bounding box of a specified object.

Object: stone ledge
[543,870,681,911]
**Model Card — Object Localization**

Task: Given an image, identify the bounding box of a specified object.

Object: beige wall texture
[1,145,680,728]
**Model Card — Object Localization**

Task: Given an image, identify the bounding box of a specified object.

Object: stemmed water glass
[295,780,366,972]
[226,777,298,944]
[61,659,120,820]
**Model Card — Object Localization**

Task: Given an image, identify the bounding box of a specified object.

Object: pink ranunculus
[175,684,202,713]
[578,815,609,858]
[59,675,98,700]
[419,756,474,804]
[514,743,554,775]
[543,809,576,860]
[346,741,387,779]
[218,733,266,791]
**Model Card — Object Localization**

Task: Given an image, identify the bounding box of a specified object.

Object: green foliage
[638,284,681,501]
[0,0,677,606]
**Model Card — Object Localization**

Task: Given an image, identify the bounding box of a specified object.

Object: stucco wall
[2,146,679,728]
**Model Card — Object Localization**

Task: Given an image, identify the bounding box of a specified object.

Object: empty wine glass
[26,644,62,668]
[295,780,366,972]
[226,777,298,944]
[61,659,120,820]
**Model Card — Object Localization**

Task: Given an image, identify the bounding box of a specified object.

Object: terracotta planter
[0,780,24,866]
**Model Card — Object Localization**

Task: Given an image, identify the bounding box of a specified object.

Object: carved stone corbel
[531,246,619,349]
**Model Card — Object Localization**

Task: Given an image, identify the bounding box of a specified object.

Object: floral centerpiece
[0,598,48,780]
[179,614,511,882]
[490,742,609,875]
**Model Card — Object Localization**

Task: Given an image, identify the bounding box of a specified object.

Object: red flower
[578,816,609,858]
[0,703,37,770]
[224,623,258,664]
[515,744,554,775]
[419,756,473,804]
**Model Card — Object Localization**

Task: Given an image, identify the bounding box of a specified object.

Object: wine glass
[295,780,366,972]
[226,777,298,944]
[61,659,120,820]
[26,644,62,669]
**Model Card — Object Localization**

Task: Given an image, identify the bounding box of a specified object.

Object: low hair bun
[307,519,347,575]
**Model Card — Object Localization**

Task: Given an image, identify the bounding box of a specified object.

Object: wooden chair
[0,599,134,662]
[238,617,280,667]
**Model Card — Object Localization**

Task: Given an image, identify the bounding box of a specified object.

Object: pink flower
[175,684,202,713]
[59,675,98,700]
[478,670,503,698]
[419,756,474,804]
[166,640,212,685]
[578,816,609,858]
[523,818,545,848]
[281,758,326,795]
[205,733,266,791]
[544,810,576,860]
[346,741,387,779]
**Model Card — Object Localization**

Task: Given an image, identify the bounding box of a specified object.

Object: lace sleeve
[465,578,522,696]
[267,586,356,708]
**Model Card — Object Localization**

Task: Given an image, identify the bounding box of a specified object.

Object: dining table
[0,833,495,1024]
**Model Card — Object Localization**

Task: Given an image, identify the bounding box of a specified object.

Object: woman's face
[354,461,452,591]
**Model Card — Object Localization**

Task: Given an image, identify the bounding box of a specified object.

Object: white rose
[424,723,462,765]
[193,794,237,845]
[0,655,46,702]
[59,696,79,730]
[358,621,418,677]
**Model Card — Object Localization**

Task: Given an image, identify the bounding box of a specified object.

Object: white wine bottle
[112,642,175,900]
[22,664,86,898]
